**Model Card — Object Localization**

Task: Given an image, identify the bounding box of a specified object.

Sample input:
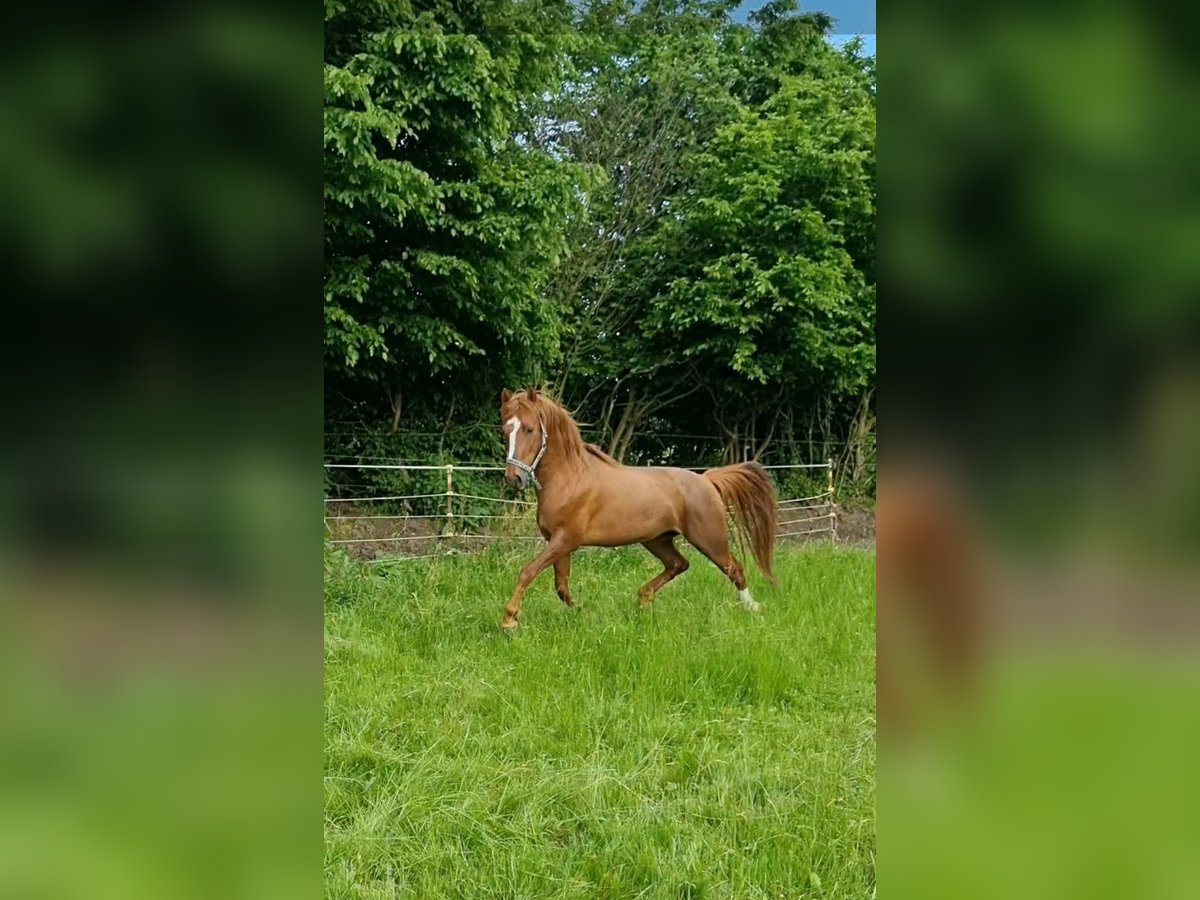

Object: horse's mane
[532,394,587,464]
[508,389,618,469]
[584,443,620,466]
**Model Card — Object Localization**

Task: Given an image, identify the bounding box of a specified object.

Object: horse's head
[500,387,547,490]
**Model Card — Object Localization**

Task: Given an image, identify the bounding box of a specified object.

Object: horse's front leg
[553,554,576,609]
[501,536,574,633]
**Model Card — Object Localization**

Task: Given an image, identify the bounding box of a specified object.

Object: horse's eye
[524,426,533,434]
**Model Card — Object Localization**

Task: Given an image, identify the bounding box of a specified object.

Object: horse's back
[612,464,726,526]
[575,462,719,545]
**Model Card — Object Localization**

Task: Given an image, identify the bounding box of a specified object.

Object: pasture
[324,542,875,898]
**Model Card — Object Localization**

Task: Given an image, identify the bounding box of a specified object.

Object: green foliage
[546,1,875,466]
[324,0,585,397]
[323,0,876,487]
[645,70,875,396]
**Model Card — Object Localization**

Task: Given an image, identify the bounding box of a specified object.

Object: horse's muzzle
[505,468,528,491]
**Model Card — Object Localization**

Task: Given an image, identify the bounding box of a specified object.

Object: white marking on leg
[506,417,520,459]
[738,587,761,614]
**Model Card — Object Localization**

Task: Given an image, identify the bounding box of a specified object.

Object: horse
[498,386,778,632]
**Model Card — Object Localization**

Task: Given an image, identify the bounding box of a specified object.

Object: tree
[324,0,584,426]
[537,0,747,456]
[322,0,878,493]
[540,1,875,462]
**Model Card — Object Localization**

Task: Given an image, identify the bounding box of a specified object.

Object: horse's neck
[536,441,588,499]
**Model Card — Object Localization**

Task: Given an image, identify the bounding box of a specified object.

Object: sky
[734,0,875,56]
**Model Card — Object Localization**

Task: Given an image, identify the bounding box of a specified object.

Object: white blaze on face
[738,587,761,613]
[506,416,520,460]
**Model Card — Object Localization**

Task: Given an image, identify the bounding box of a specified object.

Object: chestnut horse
[499,387,778,632]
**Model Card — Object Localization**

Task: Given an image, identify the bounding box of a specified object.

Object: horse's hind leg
[638,534,689,607]
[554,554,576,609]
[684,520,761,613]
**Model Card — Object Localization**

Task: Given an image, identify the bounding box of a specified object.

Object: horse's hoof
[742,600,762,615]
[500,619,519,635]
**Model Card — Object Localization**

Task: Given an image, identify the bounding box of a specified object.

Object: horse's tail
[703,462,778,585]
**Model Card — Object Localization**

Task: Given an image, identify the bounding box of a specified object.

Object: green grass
[324,543,875,899]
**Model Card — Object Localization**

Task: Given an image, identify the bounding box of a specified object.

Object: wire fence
[324,460,837,562]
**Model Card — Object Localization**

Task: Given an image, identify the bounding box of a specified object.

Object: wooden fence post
[827,458,838,544]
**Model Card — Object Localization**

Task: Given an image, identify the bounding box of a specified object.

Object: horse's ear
[501,388,512,404]
[526,386,540,400]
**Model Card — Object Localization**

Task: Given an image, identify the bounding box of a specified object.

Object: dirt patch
[326,500,875,560]
[324,506,537,561]
[834,502,876,548]
[324,507,439,560]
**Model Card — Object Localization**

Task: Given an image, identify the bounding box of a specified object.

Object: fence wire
[324,460,836,562]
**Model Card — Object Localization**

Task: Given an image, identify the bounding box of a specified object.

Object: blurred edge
[885,2,1200,898]
[8,0,1200,897]
[0,4,319,900]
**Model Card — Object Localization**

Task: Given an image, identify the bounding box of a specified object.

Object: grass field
[324,542,875,899]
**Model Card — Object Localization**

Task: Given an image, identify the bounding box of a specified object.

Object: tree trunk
[597,380,624,448]
[615,399,650,462]
[607,384,639,460]
[782,408,796,461]
[720,425,740,464]
[436,397,456,457]
[752,409,781,460]
[848,388,875,484]
[389,388,403,433]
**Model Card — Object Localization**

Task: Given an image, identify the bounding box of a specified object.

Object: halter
[506,416,548,491]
